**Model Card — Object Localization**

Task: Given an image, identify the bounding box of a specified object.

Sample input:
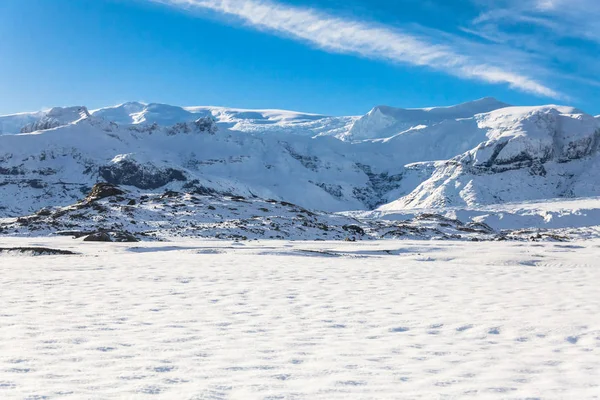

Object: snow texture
[0,238,599,399]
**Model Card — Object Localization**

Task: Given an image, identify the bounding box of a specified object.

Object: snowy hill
[0,114,415,216]
[345,97,510,140]
[0,98,599,240]
[1,183,503,242]
[90,102,356,137]
[0,106,90,134]
[0,102,355,138]
[386,106,600,209]
[0,111,44,135]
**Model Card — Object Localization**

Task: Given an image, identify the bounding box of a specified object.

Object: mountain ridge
[0,98,598,228]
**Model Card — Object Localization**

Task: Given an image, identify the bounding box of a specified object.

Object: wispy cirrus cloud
[465,0,600,93]
[151,0,560,98]
[472,0,600,43]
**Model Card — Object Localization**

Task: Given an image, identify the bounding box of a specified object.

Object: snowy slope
[0,114,417,216]
[1,183,502,242]
[89,102,356,137]
[20,106,91,133]
[0,103,354,138]
[1,98,600,238]
[352,196,600,239]
[0,111,44,135]
[0,107,90,134]
[384,106,600,209]
[345,97,510,140]
[91,102,182,125]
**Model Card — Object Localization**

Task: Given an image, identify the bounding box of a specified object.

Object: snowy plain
[1,237,599,399]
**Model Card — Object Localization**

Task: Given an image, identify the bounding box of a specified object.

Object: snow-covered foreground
[1,238,599,399]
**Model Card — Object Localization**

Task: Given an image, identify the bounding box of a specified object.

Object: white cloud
[152,0,560,98]
[473,0,600,43]
[463,0,600,98]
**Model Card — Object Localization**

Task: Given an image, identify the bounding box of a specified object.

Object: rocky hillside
[4,183,560,242]
[385,106,600,209]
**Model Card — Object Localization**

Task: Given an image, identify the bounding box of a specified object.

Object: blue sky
[1,0,599,115]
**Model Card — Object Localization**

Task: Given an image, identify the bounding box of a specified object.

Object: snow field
[0,238,599,399]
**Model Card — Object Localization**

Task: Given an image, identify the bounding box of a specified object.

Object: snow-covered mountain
[386,105,600,209]
[0,113,415,216]
[90,102,357,137]
[345,97,510,140]
[1,98,599,239]
[0,102,356,137]
[0,106,90,135]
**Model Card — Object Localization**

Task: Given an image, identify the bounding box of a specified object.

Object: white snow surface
[89,102,356,137]
[346,97,510,140]
[0,111,44,135]
[1,238,599,399]
[352,196,600,238]
[0,107,90,134]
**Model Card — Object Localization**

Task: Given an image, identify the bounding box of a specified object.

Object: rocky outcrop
[0,247,77,255]
[82,230,139,242]
[86,183,125,202]
[166,117,219,136]
[99,160,187,190]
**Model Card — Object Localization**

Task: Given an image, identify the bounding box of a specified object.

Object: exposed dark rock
[343,224,366,236]
[80,229,140,243]
[166,117,218,136]
[86,183,125,202]
[24,179,46,189]
[193,117,219,134]
[183,180,218,196]
[36,208,53,216]
[161,190,180,199]
[33,168,57,176]
[55,230,95,238]
[52,209,70,219]
[99,160,186,190]
[313,182,344,199]
[465,222,494,234]
[16,216,36,225]
[416,213,464,226]
[282,143,320,171]
[83,232,113,242]
[0,166,25,175]
[0,247,77,255]
[111,231,140,242]
[354,163,403,209]
[230,195,248,203]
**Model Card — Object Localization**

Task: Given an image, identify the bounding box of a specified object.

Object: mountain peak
[18,106,90,133]
[348,98,511,140]
[46,106,90,119]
